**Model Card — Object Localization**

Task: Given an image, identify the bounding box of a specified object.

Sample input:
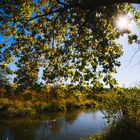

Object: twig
[56,0,66,6]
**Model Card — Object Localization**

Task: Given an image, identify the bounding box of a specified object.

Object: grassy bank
[0,85,108,118]
[82,87,140,140]
[1,84,140,139]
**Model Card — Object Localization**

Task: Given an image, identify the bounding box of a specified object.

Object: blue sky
[114,4,140,87]
[115,34,140,87]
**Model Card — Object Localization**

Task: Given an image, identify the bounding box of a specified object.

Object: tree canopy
[0,66,9,87]
[0,0,140,89]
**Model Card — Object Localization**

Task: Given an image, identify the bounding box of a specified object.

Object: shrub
[102,88,140,140]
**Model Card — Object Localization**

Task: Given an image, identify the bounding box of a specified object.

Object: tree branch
[25,8,63,24]
[25,0,140,24]
[56,0,66,6]
[127,45,140,66]
[54,0,140,12]
[96,0,140,5]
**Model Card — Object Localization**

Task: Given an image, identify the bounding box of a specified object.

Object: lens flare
[116,16,129,30]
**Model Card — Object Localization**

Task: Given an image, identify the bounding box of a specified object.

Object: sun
[116,15,129,30]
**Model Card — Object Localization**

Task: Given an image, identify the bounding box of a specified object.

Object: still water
[0,110,107,140]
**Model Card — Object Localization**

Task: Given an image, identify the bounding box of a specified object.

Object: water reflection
[0,110,107,140]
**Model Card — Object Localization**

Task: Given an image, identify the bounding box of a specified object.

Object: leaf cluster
[0,0,140,88]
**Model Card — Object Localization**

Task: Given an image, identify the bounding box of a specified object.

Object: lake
[0,110,107,140]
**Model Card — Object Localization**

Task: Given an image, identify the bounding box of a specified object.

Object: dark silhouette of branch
[91,0,140,5]
[56,0,66,6]
[25,7,64,24]
[70,0,140,11]
[125,44,140,67]
[25,0,140,24]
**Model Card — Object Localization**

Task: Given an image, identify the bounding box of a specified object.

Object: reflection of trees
[0,111,81,140]
[0,128,14,140]
[0,120,43,140]
[46,112,64,121]
[45,119,63,135]
[42,111,80,135]
[64,110,80,125]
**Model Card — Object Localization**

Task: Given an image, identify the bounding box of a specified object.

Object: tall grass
[82,87,140,140]
[0,84,99,117]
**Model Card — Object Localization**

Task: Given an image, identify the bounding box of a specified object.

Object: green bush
[104,88,140,126]
[101,88,140,140]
